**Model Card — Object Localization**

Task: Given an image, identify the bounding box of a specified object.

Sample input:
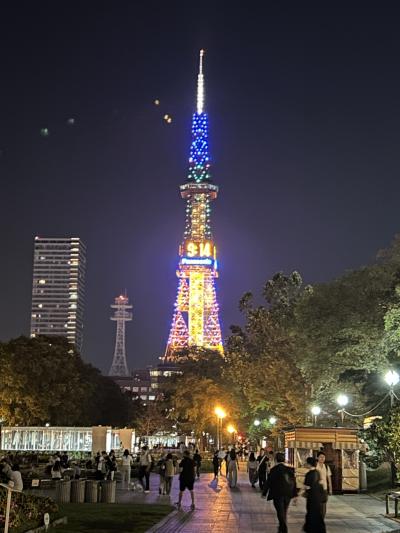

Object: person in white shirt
[139,446,153,493]
[316,451,332,518]
[8,464,23,491]
[120,449,133,489]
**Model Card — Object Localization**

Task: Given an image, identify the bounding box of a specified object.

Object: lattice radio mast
[109,293,132,376]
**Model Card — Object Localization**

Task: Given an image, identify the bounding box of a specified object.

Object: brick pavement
[122,468,400,533]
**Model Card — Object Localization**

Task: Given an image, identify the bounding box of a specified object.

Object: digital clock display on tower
[183,240,215,259]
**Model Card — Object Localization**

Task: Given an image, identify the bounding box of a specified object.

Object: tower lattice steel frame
[109,293,132,376]
[165,50,223,360]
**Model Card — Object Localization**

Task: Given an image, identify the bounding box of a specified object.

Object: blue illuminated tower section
[165,50,223,360]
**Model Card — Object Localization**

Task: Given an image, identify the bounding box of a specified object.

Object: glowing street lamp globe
[227,425,236,434]
[254,419,261,427]
[269,416,277,425]
[337,394,349,407]
[214,406,227,419]
[311,406,321,416]
[385,370,399,388]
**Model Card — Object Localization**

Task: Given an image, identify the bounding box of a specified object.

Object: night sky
[2,2,400,372]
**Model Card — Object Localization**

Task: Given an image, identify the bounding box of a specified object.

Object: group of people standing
[262,451,331,533]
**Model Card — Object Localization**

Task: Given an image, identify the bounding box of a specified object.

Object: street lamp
[227,424,236,443]
[311,405,321,426]
[336,394,349,423]
[214,406,226,449]
[269,416,277,425]
[385,370,399,407]
[254,419,261,427]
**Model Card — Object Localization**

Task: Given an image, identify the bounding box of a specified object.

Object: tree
[0,335,133,427]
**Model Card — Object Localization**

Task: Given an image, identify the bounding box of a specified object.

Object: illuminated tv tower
[165,50,223,360]
[109,293,132,376]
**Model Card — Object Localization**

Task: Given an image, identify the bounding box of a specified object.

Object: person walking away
[212,451,219,479]
[108,450,117,481]
[120,449,133,489]
[176,450,195,510]
[247,452,258,488]
[193,449,202,479]
[51,460,63,481]
[228,449,239,488]
[263,452,296,533]
[316,451,332,518]
[217,449,225,475]
[224,449,230,477]
[164,453,175,495]
[157,456,167,495]
[71,461,81,479]
[247,452,258,489]
[257,449,268,491]
[303,457,326,533]
[139,445,153,493]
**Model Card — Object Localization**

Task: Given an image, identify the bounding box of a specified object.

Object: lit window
[149,395,156,401]
[70,293,78,300]
[38,304,43,308]
[31,333,36,338]
[32,314,36,318]
[38,279,46,285]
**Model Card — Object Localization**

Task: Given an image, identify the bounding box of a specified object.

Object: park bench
[385,491,400,517]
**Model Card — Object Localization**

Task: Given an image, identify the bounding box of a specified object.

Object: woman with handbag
[303,457,326,533]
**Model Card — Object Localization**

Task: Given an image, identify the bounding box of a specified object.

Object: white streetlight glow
[269,416,277,425]
[337,394,349,407]
[254,419,261,427]
[311,406,321,416]
[385,370,399,388]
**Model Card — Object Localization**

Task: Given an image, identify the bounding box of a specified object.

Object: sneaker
[190,504,195,511]
[175,502,181,510]
[144,490,150,494]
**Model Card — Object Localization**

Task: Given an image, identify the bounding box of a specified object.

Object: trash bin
[85,480,99,503]
[100,480,116,503]
[55,480,71,503]
[71,479,85,503]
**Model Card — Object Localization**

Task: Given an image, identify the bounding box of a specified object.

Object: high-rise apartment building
[30,237,86,352]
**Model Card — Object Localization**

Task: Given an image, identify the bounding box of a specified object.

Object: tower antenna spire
[197,49,205,114]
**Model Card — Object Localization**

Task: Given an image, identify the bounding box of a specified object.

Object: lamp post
[227,424,236,444]
[269,416,277,425]
[311,405,321,426]
[214,407,226,449]
[336,394,349,423]
[385,370,399,407]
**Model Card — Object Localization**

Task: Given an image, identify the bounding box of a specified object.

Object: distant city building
[112,368,156,402]
[30,237,86,352]
[109,293,132,377]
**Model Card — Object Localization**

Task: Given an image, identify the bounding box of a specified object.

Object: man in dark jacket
[263,452,296,533]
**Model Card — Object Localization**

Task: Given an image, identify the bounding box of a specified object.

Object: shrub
[0,490,58,530]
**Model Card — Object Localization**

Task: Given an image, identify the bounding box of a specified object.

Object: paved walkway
[119,469,400,533]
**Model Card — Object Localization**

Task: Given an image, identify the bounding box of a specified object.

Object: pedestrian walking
[303,457,326,533]
[263,452,296,533]
[217,449,225,475]
[257,449,268,491]
[212,451,219,479]
[227,448,239,488]
[193,449,202,479]
[120,449,133,489]
[164,453,175,495]
[157,455,167,495]
[247,452,258,488]
[176,450,195,510]
[108,450,117,481]
[138,445,153,493]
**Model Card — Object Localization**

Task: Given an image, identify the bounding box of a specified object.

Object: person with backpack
[193,449,202,479]
[263,452,296,533]
[176,450,195,510]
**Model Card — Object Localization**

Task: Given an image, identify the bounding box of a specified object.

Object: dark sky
[2,2,400,372]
